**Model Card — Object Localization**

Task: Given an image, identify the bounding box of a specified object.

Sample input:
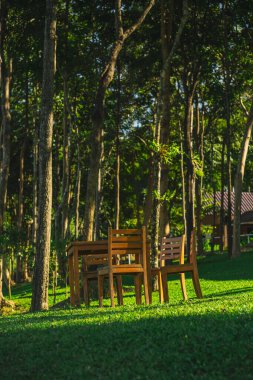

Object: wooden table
[67,240,108,306]
[67,240,152,306]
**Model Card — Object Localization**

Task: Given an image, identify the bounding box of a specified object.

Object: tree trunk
[194,97,204,255]
[0,62,11,227]
[61,74,71,241]
[219,136,226,252]
[226,95,232,258]
[32,114,39,257]
[179,123,187,235]
[0,0,11,305]
[222,0,233,258]
[31,0,57,312]
[16,139,26,283]
[143,154,154,227]
[232,105,253,258]
[94,128,104,240]
[115,62,121,230]
[83,0,157,241]
[159,0,174,238]
[74,123,81,239]
[183,96,195,255]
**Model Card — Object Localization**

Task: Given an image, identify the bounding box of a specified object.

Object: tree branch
[240,97,249,117]
[115,0,123,38]
[162,0,189,77]
[123,0,157,40]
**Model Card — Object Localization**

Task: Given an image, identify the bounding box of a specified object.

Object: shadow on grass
[204,286,253,299]
[0,309,252,380]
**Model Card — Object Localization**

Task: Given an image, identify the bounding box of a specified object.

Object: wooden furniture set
[67,227,202,307]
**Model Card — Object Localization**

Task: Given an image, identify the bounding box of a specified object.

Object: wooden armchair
[97,227,150,307]
[159,231,202,302]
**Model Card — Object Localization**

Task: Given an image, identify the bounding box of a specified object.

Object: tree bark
[180,123,187,235]
[159,0,174,237]
[194,97,204,255]
[0,0,11,306]
[74,117,81,239]
[115,62,121,230]
[61,74,71,240]
[183,95,196,255]
[32,113,39,257]
[83,0,157,241]
[31,0,57,312]
[219,136,226,251]
[16,138,26,283]
[232,104,253,258]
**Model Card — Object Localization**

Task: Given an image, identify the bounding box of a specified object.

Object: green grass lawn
[0,252,253,379]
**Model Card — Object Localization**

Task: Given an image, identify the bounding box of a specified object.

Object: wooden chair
[82,253,123,306]
[159,231,202,302]
[97,227,150,307]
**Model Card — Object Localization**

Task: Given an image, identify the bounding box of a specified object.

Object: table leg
[68,254,75,306]
[73,247,81,306]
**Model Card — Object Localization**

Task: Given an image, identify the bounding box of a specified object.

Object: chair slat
[111,249,141,255]
[111,242,142,249]
[111,229,142,235]
[112,236,141,242]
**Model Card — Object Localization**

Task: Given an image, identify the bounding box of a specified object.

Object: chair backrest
[108,227,147,267]
[159,235,185,267]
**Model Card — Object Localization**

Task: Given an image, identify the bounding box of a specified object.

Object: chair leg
[143,270,150,305]
[158,271,164,303]
[116,275,123,306]
[134,274,142,305]
[162,271,169,303]
[191,268,202,298]
[180,273,188,301]
[83,277,90,306]
[109,271,115,307]
[98,275,104,307]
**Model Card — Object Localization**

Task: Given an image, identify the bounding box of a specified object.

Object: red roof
[203,192,253,216]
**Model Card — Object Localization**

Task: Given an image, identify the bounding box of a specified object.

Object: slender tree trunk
[0,61,11,225]
[219,136,225,251]
[183,95,195,255]
[31,0,57,312]
[210,136,216,253]
[94,129,104,240]
[232,105,253,258]
[151,105,161,287]
[32,114,38,257]
[75,164,81,239]
[74,121,81,239]
[226,90,232,258]
[83,0,157,241]
[61,74,71,241]
[143,154,154,227]
[159,0,174,237]
[194,97,204,255]
[16,139,26,283]
[115,62,121,230]
[222,0,233,257]
[0,0,11,305]
[180,123,187,235]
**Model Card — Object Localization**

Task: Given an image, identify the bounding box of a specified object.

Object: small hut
[202,191,253,247]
